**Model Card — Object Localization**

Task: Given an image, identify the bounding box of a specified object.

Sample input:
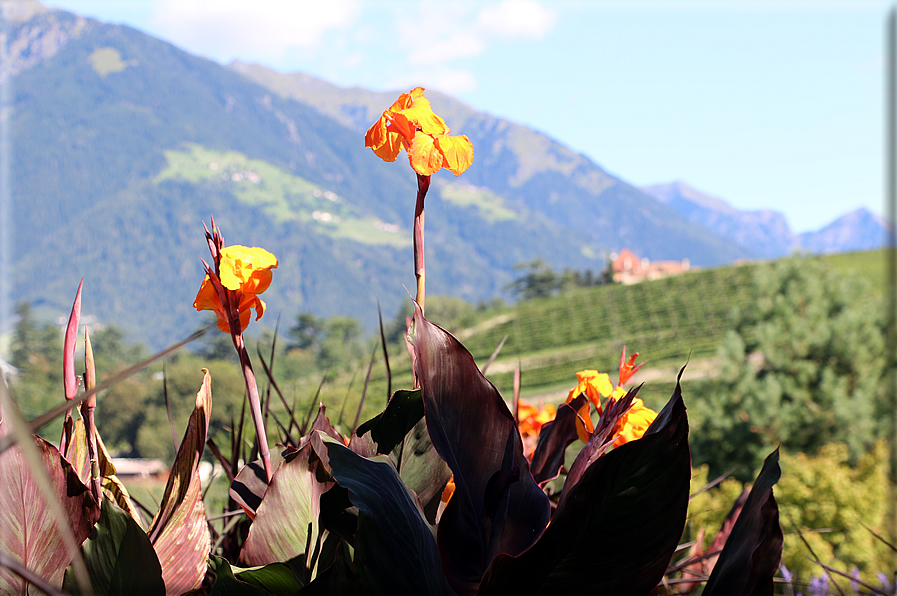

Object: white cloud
[389,0,557,90]
[477,0,557,39]
[151,0,360,64]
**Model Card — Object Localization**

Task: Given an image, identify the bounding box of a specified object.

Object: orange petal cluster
[609,398,658,448]
[517,400,557,459]
[365,87,474,177]
[194,245,278,333]
[564,370,626,443]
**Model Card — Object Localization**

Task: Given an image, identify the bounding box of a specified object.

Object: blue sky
[46,0,890,233]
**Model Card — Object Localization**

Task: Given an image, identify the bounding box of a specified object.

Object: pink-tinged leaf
[0,412,100,594]
[238,440,335,568]
[230,404,337,520]
[66,420,144,528]
[229,452,284,520]
[703,449,783,596]
[63,279,83,402]
[146,370,213,596]
[409,303,549,595]
[479,377,690,594]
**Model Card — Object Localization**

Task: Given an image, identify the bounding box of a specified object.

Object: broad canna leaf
[203,555,276,596]
[354,389,451,523]
[317,433,452,596]
[66,419,144,527]
[529,395,587,485]
[355,389,425,454]
[409,303,549,595]
[558,385,639,504]
[703,448,783,596]
[298,539,368,595]
[229,451,285,520]
[238,442,334,568]
[0,412,100,595]
[146,370,213,596]
[62,498,165,595]
[479,376,690,595]
[202,555,304,596]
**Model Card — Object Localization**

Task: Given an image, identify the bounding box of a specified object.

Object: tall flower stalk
[413,174,430,309]
[365,87,473,311]
[194,218,278,482]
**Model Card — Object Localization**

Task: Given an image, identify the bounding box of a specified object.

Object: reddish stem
[414,174,430,311]
[232,332,272,483]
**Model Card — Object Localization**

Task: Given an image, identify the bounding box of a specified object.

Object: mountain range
[5,2,887,348]
[641,182,889,259]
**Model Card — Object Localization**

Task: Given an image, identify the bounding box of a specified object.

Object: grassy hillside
[348,250,888,416]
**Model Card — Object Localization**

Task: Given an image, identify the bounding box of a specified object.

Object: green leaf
[355,389,451,523]
[62,498,165,595]
[236,561,304,595]
[205,555,275,595]
[146,370,213,596]
[355,389,425,454]
[409,303,549,594]
[703,448,783,596]
[0,412,100,594]
[479,376,691,594]
[318,434,452,596]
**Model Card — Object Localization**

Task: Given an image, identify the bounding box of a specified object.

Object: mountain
[8,6,752,348]
[798,208,892,254]
[641,181,889,258]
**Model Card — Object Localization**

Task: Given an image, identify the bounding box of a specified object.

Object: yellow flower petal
[435,134,474,176]
[398,95,448,136]
[219,246,278,292]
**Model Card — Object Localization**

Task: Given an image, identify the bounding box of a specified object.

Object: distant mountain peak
[2,0,48,23]
[642,181,889,258]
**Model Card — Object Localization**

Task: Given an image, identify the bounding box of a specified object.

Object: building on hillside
[611,248,691,285]
[110,458,168,481]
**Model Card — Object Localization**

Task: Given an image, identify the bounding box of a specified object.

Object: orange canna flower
[565,370,626,443]
[194,245,278,333]
[618,345,646,386]
[365,87,474,177]
[517,400,557,438]
[608,397,657,448]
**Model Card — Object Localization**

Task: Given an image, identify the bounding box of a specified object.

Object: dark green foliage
[62,499,166,596]
[505,259,605,300]
[288,313,366,371]
[690,256,885,477]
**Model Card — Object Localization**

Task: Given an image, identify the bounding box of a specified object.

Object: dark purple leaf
[559,386,639,504]
[479,377,690,595]
[410,303,549,595]
[529,395,587,485]
[318,433,452,595]
[703,448,783,596]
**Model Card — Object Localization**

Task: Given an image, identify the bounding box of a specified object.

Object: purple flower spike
[63,278,83,401]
